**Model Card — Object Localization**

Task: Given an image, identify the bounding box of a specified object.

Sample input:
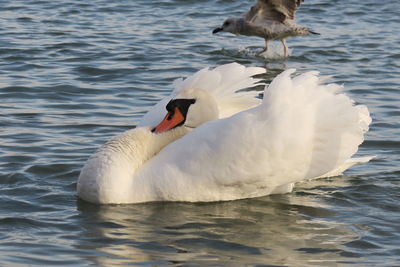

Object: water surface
[1,0,400,266]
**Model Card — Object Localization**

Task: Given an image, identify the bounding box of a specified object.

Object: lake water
[1,0,399,266]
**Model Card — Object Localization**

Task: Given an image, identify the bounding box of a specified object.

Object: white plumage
[77,63,372,204]
[138,63,265,127]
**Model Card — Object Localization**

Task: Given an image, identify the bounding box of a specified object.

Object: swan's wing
[137,69,371,202]
[244,0,304,24]
[138,63,265,127]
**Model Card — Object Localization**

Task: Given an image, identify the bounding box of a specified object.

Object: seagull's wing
[244,0,304,24]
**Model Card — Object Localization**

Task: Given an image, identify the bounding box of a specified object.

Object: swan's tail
[173,62,265,118]
[261,69,372,184]
[318,156,375,178]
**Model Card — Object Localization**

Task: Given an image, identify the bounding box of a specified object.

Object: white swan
[77,63,372,204]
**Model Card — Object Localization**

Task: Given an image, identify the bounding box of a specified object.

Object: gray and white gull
[213,0,319,57]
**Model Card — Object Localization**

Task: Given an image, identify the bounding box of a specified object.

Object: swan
[77,63,372,204]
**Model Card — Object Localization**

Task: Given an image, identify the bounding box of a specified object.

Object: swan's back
[135,69,371,202]
[260,69,370,181]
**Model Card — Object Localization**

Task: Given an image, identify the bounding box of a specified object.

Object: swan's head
[153,88,218,134]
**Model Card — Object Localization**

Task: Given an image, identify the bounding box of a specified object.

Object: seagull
[212,0,319,57]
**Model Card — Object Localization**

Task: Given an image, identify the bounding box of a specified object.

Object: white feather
[138,62,264,127]
[78,64,372,204]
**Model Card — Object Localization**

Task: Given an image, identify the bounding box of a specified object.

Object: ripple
[0,217,49,229]
[175,237,262,255]
[1,0,400,265]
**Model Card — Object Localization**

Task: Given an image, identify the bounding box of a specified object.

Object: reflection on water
[1,0,399,265]
[76,177,359,266]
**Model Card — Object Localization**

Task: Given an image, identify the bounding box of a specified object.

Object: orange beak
[153,107,185,134]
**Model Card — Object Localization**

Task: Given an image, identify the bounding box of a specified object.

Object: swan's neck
[104,126,188,168]
[77,126,189,204]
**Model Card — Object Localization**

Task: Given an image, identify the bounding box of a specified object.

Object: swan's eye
[167,110,175,120]
[166,99,196,113]
[166,101,176,112]
[153,98,197,133]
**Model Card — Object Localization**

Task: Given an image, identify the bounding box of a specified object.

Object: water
[1,0,399,265]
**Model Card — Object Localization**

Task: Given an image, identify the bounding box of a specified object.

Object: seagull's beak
[152,107,185,134]
[212,27,223,34]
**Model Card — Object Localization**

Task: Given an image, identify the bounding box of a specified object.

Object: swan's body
[77,63,371,204]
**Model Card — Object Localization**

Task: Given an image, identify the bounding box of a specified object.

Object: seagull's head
[213,18,239,35]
